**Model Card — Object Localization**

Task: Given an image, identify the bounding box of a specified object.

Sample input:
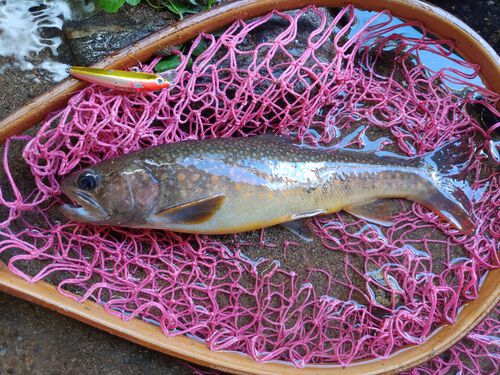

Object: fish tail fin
[422,139,472,177]
[416,188,475,234]
[417,140,475,234]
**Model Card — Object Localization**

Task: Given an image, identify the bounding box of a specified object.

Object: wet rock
[63,4,177,66]
[431,0,500,52]
[63,4,343,67]
[228,7,343,66]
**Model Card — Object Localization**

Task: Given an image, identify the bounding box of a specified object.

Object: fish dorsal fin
[154,194,225,224]
[344,200,394,227]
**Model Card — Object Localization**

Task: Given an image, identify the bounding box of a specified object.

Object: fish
[69,66,170,92]
[59,135,475,235]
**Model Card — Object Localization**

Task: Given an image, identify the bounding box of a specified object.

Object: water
[350,9,486,91]
[0,0,95,81]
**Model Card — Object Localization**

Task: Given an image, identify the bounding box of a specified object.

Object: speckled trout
[59,135,475,234]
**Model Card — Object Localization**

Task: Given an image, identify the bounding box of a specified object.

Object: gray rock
[63,4,177,66]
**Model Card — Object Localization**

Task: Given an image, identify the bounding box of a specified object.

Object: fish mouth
[59,190,110,223]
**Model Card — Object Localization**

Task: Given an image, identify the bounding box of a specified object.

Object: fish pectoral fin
[280,220,314,242]
[153,194,225,225]
[344,200,394,227]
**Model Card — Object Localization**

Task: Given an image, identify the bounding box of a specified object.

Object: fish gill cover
[0,5,499,371]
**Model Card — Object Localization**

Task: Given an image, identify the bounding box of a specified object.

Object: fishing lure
[69,66,171,92]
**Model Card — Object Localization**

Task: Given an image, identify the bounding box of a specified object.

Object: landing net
[0,5,498,370]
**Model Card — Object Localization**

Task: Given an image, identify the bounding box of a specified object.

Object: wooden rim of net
[0,1,498,374]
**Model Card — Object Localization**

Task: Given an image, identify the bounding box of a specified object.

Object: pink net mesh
[0,5,498,369]
[404,306,499,374]
[185,306,500,374]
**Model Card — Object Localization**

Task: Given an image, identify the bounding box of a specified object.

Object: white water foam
[0,0,72,81]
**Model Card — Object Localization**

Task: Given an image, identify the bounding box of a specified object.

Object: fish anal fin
[280,220,314,242]
[344,200,395,227]
[154,194,225,224]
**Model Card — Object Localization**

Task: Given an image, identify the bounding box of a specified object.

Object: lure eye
[77,171,98,191]
[157,77,164,84]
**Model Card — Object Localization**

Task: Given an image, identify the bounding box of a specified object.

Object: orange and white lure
[69,66,171,92]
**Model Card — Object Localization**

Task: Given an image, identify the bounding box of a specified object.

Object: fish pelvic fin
[280,220,314,242]
[417,140,475,234]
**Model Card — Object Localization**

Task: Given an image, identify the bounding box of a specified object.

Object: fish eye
[77,171,98,191]
[157,77,164,84]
